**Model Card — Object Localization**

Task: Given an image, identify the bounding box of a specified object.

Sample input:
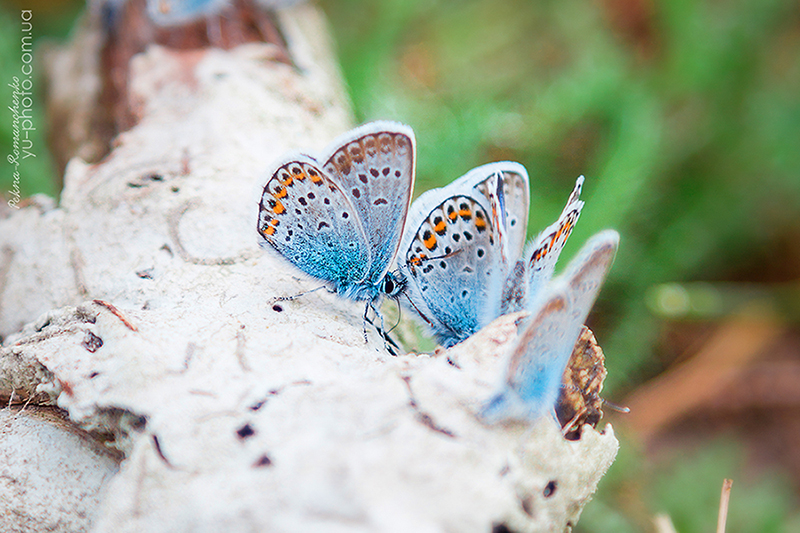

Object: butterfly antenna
[401,291,435,329]
[602,398,630,413]
[561,384,631,414]
[387,297,403,334]
[414,249,463,264]
[561,406,588,437]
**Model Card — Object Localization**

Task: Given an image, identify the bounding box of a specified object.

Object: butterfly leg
[561,406,588,437]
[364,302,400,355]
[375,305,401,356]
[267,285,327,305]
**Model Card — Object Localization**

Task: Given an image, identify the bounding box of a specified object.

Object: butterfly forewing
[562,229,619,322]
[486,230,619,422]
[506,290,573,413]
[258,157,370,290]
[399,162,530,347]
[323,123,415,284]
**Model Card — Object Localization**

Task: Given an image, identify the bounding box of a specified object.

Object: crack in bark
[401,375,456,438]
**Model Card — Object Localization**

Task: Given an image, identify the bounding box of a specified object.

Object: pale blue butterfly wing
[481,230,619,423]
[525,176,585,298]
[399,194,499,346]
[468,163,530,261]
[258,122,415,302]
[258,155,370,294]
[398,162,529,347]
[321,123,416,289]
[501,176,585,314]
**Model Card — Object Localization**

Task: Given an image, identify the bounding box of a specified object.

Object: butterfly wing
[482,230,619,423]
[454,162,530,261]
[257,156,371,296]
[399,190,502,347]
[522,175,585,307]
[321,122,415,286]
[398,162,529,347]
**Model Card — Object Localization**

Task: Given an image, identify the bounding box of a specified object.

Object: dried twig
[717,478,733,533]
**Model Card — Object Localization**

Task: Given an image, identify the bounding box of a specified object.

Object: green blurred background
[2,0,799,530]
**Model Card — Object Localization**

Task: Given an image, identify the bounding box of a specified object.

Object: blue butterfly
[257,121,415,328]
[481,230,619,423]
[145,0,231,26]
[397,162,584,347]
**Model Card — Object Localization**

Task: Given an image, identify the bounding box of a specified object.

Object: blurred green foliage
[1,0,799,529]
[0,6,55,199]
[650,441,795,533]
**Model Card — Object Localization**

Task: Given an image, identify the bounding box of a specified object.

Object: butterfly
[481,230,620,423]
[257,121,415,334]
[397,162,584,347]
[145,0,231,26]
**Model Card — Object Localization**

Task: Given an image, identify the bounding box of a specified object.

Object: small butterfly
[145,0,231,26]
[481,229,620,423]
[397,162,583,347]
[257,121,415,334]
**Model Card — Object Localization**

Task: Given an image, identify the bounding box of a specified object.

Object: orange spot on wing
[273,201,286,215]
[433,220,447,234]
[274,187,287,199]
[308,170,322,184]
[423,232,437,251]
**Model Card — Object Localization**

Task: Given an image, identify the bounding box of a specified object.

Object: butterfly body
[258,122,415,307]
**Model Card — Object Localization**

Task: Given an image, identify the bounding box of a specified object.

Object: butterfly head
[380,270,407,299]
